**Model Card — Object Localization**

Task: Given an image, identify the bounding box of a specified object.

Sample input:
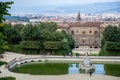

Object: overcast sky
[1,0,119,7]
[1,0,119,14]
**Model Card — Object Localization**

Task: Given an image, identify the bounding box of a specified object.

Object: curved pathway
[0,52,120,80]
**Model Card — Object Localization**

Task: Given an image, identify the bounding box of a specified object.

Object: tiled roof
[69,21,103,27]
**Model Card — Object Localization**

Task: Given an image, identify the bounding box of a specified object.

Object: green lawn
[0,77,15,80]
[104,64,120,77]
[12,63,68,75]
[0,61,7,66]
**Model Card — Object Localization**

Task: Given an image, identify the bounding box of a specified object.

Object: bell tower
[77,11,81,22]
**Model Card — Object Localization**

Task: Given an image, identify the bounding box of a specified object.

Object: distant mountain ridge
[11,2,120,14]
[44,2,120,14]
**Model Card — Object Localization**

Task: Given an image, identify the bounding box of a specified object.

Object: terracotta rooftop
[69,21,104,27]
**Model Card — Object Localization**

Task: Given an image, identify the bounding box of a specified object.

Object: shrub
[21,41,41,54]
[0,61,7,66]
[106,42,120,51]
[22,49,40,54]
[21,41,40,49]
[0,77,16,80]
[8,45,22,53]
[53,50,66,55]
[43,41,61,50]
[99,42,120,56]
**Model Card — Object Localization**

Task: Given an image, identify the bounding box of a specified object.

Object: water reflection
[68,64,79,74]
[93,64,105,75]
[68,64,105,75]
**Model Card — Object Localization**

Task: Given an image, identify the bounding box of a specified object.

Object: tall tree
[20,24,42,41]
[3,24,23,44]
[101,25,120,47]
[0,1,13,54]
[0,1,14,23]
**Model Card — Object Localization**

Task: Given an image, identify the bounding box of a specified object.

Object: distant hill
[44,2,120,14]
[11,2,120,14]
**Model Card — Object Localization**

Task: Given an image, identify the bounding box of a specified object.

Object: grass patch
[12,63,68,75]
[0,77,16,80]
[0,61,7,66]
[104,64,120,77]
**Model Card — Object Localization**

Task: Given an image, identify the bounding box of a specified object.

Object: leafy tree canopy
[0,1,14,23]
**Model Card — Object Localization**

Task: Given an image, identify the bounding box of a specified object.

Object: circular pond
[11,63,120,77]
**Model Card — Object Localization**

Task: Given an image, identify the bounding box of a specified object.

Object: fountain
[79,53,94,72]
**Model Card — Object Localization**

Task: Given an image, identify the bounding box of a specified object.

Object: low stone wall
[6,56,120,70]
[7,58,47,70]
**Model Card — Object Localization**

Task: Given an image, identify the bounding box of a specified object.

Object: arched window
[76,46,79,48]
[94,31,98,34]
[90,46,92,48]
[89,30,92,33]
[94,46,98,49]
[71,31,74,35]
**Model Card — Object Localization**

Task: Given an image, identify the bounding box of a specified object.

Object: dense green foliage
[106,42,120,51]
[20,22,74,55]
[0,1,13,54]
[7,45,22,53]
[3,24,22,44]
[20,24,41,41]
[0,31,8,54]
[101,25,120,47]
[99,42,120,56]
[12,63,68,75]
[0,77,16,80]
[0,61,7,66]
[0,1,14,23]
[21,41,40,49]
[100,25,120,56]
[3,22,74,55]
[20,41,41,54]
[104,64,120,77]
[43,41,62,50]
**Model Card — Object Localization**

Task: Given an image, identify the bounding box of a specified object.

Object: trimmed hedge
[99,42,120,56]
[20,41,41,54]
[22,49,40,54]
[0,77,16,80]
[52,50,66,55]
[8,45,22,53]
[43,41,61,50]
[21,41,40,49]
[106,42,120,51]
[43,41,67,50]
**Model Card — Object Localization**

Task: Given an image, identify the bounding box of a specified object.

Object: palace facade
[58,12,104,49]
